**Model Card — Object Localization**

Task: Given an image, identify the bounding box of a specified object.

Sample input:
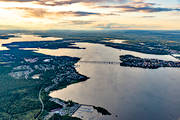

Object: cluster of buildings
[8,55,88,119]
[44,98,81,120]
[9,56,77,81]
[120,55,180,69]
[9,65,34,79]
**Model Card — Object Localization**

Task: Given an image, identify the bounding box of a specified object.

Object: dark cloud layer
[98,3,180,13]
[0,0,34,2]
[0,0,127,6]
[1,0,179,13]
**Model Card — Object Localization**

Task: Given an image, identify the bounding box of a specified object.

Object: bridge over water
[79,60,121,65]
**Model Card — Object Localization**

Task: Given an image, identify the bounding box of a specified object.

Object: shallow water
[34,43,178,61]
[0,34,62,50]
[31,42,180,120]
[107,39,127,44]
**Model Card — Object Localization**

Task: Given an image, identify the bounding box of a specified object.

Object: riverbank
[49,42,180,120]
[1,31,180,120]
[120,55,180,69]
[0,34,89,120]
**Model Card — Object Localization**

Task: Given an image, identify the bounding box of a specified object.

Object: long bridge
[79,60,121,65]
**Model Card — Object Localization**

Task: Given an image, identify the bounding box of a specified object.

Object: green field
[0,43,87,120]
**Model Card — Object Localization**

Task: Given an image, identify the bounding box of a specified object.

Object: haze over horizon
[0,0,180,30]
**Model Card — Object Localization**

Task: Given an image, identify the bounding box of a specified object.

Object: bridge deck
[79,61,121,64]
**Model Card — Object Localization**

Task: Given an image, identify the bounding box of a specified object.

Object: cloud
[2,0,178,13]
[37,0,130,6]
[5,7,101,18]
[73,11,101,16]
[0,0,128,6]
[141,16,155,18]
[0,0,178,13]
[97,2,180,13]
[95,23,159,29]
[0,0,34,2]
[0,25,24,29]
[119,6,180,12]
[70,20,95,25]
[57,20,95,26]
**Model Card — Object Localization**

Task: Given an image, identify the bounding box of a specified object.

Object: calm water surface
[107,39,127,44]
[0,34,62,50]
[35,43,180,120]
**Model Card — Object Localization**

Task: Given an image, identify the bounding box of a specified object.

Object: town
[120,55,180,69]
[0,47,88,120]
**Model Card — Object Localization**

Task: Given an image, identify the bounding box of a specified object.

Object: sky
[0,0,180,30]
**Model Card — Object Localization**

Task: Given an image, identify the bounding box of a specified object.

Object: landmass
[120,55,180,69]
[0,35,88,120]
[0,33,111,120]
[0,30,180,119]
[93,106,111,115]
[31,30,180,55]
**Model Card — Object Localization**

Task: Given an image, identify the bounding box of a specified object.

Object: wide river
[34,42,180,120]
[2,35,180,120]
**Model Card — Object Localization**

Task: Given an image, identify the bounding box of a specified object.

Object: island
[120,55,180,69]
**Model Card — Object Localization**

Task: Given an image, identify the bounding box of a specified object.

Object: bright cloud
[0,0,179,30]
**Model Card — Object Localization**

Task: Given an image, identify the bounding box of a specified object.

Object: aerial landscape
[0,0,180,120]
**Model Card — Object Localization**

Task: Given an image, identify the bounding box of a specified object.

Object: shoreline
[40,58,89,119]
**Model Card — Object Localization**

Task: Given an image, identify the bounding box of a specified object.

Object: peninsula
[120,55,180,69]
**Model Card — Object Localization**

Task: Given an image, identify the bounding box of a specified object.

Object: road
[36,88,44,119]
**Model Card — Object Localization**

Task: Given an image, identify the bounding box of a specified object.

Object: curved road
[36,88,44,119]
